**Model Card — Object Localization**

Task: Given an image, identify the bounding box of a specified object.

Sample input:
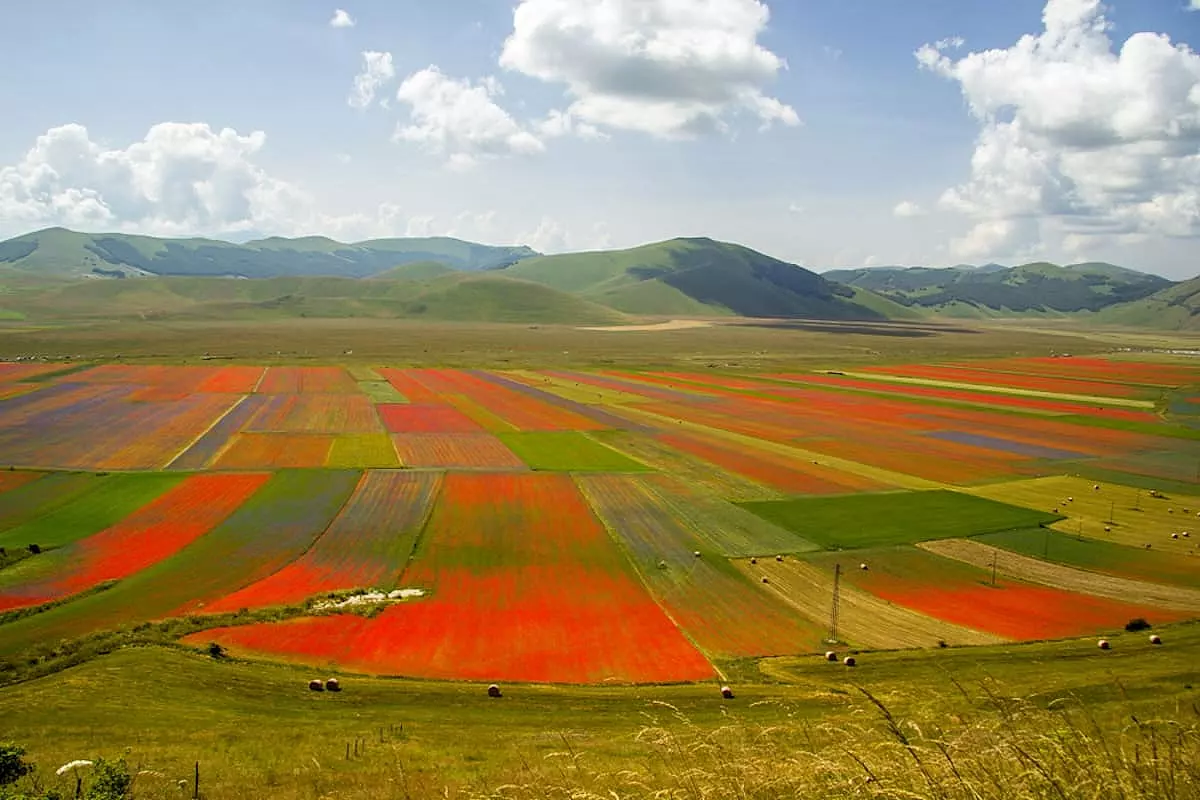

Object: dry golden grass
[732,557,1007,649]
[920,538,1200,611]
[966,476,1200,555]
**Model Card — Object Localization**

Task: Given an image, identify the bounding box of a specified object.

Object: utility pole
[829,563,841,643]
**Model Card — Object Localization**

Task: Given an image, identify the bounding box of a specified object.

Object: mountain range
[0,227,1194,329]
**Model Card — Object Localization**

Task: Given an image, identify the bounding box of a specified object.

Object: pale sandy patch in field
[579,319,714,332]
[919,539,1200,612]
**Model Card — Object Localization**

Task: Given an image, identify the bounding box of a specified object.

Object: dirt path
[919,539,1200,612]
[733,558,1007,649]
[579,319,714,332]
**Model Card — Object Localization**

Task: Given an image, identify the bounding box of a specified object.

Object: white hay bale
[325,678,340,692]
[1067,497,1074,502]
[859,563,869,571]
[1093,485,1101,491]
[750,557,758,565]
[761,576,770,584]
[825,651,838,662]
[1149,634,1162,645]
[1172,533,1179,539]
[720,686,734,699]
[1098,639,1110,650]
[775,555,784,562]
[1184,532,1191,538]
[1052,507,1059,513]
[1168,508,1174,514]
[308,679,325,692]
[843,656,857,667]
[487,684,502,698]
[1104,526,1111,532]
[693,551,702,558]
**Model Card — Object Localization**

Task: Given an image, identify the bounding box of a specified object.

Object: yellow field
[965,476,1200,554]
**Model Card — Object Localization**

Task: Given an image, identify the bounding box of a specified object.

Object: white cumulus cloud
[498,0,800,139]
[348,51,396,109]
[330,8,355,28]
[0,122,313,237]
[394,67,545,169]
[917,0,1200,260]
[893,201,927,218]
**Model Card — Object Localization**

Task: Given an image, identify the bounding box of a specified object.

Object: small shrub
[0,744,32,786]
[84,758,130,800]
[25,545,39,556]
[206,642,225,660]
[1125,618,1151,632]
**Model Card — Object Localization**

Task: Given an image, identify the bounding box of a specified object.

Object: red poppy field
[0,354,1197,684]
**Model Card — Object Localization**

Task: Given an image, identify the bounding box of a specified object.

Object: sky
[0,0,1198,278]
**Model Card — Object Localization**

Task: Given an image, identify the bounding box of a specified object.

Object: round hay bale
[325,678,340,692]
[308,679,325,692]
[1172,533,1179,540]
[720,685,734,699]
[1098,639,1110,650]
[1150,634,1162,645]
[859,563,869,571]
[487,684,502,698]
[1093,485,1101,491]
[843,656,857,667]
[750,557,758,565]
[825,651,838,662]
[1067,497,1074,502]
[1168,508,1174,514]
[1184,532,1191,538]
[761,576,770,584]
[693,551,702,558]
[1104,526,1111,532]
[775,555,784,562]
[1052,507,1058,513]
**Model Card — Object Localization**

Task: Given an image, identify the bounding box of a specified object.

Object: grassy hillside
[504,238,908,319]
[1097,275,1200,330]
[2,272,624,325]
[826,261,1171,315]
[371,261,455,281]
[0,228,538,279]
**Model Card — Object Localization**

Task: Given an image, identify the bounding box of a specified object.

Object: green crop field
[496,431,652,471]
[0,473,181,551]
[738,489,1060,549]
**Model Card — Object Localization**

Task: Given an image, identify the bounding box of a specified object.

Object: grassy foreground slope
[0,623,1196,799]
[504,238,915,319]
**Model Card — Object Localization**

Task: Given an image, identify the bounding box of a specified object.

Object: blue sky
[1,0,1197,278]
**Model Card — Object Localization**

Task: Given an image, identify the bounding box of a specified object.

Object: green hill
[371,261,456,281]
[0,228,538,279]
[5,271,624,325]
[503,238,910,319]
[1097,275,1200,330]
[825,262,1171,316]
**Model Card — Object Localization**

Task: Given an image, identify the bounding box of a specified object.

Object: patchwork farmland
[0,356,1197,685]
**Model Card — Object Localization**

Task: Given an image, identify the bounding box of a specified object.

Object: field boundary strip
[162,395,251,470]
[612,403,942,490]
[918,539,1200,612]
[836,371,1157,409]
